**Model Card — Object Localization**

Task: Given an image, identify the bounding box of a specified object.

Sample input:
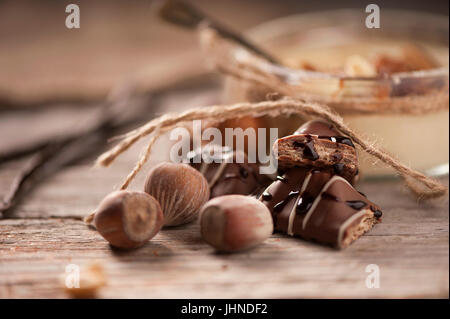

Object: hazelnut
[93,190,163,249]
[199,195,273,252]
[144,162,210,226]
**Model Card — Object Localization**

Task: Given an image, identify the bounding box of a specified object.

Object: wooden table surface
[0,82,449,299]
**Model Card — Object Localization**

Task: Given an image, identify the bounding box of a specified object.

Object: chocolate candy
[273,120,358,183]
[187,145,273,198]
[260,167,382,248]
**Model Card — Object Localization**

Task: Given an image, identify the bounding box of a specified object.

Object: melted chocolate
[335,136,355,148]
[276,120,358,184]
[273,190,300,213]
[346,200,368,210]
[322,193,369,211]
[319,136,355,148]
[187,145,273,198]
[373,210,383,219]
[296,194,315,215]
[262,191,272,201]
[296,120,355,148]
[239,166,249,179]
[276,176,288,183]
[370,205,383,219]
[260,167,382,248]
[261,168,310,228]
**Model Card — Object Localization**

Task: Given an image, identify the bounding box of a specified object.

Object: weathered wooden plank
[0,84,219,219]
[1,193,448,299]
[0,109,448,298]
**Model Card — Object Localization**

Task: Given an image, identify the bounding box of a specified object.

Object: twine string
[96,97,447,199]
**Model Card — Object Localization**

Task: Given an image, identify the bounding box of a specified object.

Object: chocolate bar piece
[260,167,382,248]
[187,145,273,198]
[273,120,358,183]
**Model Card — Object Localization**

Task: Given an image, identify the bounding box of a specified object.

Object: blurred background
[0,0,448,107]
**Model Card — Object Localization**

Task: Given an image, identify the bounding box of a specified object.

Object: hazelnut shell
[94,191,163,249]
[200,195,273,252]
[144,162,210,226]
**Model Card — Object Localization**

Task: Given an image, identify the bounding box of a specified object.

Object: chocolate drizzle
[239,166,249,179]
[187,145,273,198]
[276,176,288,183]
[322,193,370,211]
[260,166,382,248]
[294,119,355,148]
[370,205,383,219]
[262,120,380,248]
[373,210,383,219]
[262,191,272,201]
[346,200,368,210]
[273,190,299,213]
[296,194,315,215]
[276,120,359,184]
[319,136,355,148]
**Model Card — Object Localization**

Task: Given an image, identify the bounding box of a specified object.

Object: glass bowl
[222,9,449,177]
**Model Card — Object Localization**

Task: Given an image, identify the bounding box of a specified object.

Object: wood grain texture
[0,169,448,298]
[0,85,448,298]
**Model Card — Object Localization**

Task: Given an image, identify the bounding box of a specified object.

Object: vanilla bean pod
[0,73,217,166]
[0,140,51,164]
[0,118,117,218]
[0,72,219,218]
[0,145,60,217]
[0,93,151,218]
[0,64,221,218]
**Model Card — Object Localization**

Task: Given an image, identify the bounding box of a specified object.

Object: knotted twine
[96,96,447,200]
[95,27,447,200]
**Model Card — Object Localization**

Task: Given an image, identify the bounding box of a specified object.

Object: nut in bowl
[220,9,449,177]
